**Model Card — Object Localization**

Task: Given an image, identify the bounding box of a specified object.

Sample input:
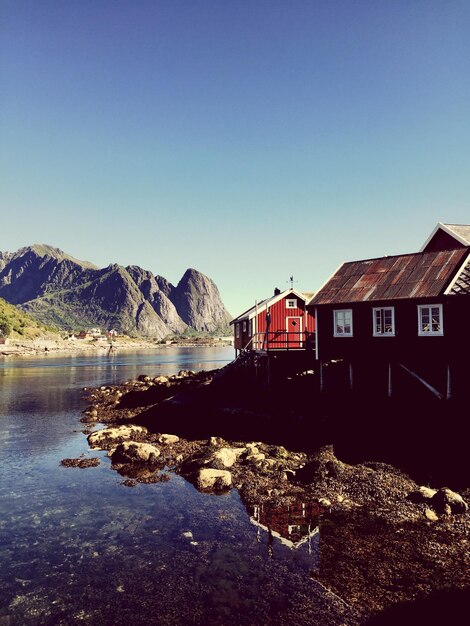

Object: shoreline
[0,337,233,358]
[77,366,469,624]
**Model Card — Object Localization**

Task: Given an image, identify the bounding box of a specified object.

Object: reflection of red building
[250,501,322,549]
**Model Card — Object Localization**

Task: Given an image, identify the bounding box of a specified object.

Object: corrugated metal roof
[311,248,469,305]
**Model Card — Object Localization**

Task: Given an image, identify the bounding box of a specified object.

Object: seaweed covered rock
[88,425,148,449]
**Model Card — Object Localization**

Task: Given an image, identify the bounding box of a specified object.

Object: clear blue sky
[1,0,469,315]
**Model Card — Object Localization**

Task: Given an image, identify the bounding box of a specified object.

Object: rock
[270,445,289,459]
[138,375,151,382]
[158,434,180,445]
[431,488,468,514]
[318,497,332,508]
[212,447,245,468]
[425,508,439,522]
[154,376,169,384]
[209,436,223,447]
[245,452,266,464]
[111,441,161,464]
[88,425,147,449]
[408,486,438,503]
[196,468,232,492]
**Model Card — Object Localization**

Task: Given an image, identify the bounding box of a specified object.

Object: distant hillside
[0,297,59,340]
[0,245,232,338]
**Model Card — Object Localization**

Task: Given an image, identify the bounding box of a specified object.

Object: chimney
[274,287,281,296]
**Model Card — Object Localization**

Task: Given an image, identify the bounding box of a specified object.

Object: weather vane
[287,275,297,289]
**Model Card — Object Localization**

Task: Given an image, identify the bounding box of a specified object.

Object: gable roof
[230,289,313,324]
[311,248,470,305]
[420,222,470,252]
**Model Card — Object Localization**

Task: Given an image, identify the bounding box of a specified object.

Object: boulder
[245,452,266,464]
[154,376,169,384]
[158,434,180,445]
[111,441,161,464]
[212,447,245,468]
[425,508,439,522]
[408,486,438,503]
[88,425,147,449]
[208,436,224,447]
[196,468,232,492]
[431,488,468,515]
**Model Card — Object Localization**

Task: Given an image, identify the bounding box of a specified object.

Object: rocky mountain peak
[0,246,231,337]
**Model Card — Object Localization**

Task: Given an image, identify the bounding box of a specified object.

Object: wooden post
[349,362,353,390]
[446,364,452,400]
[388,362,392,398]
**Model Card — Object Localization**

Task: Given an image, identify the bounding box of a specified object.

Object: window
[242,321,247,332]
[286,299,297,309]
[418,304,443,336]
[334,309,353,337]
[236,324,240,338]
[373,307,395,336]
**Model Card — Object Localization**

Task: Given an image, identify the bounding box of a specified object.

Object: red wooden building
[231,288,316,356]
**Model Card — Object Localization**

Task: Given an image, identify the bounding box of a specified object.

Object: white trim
[420,222,470,252]
[310,263,345,305]
[286,316,302,332]
[231,289,310,324]
[372,306,395,337]
[417,304,444,336]
[444,251,470,295]
[333,309,353,337]
[315,307,319,359]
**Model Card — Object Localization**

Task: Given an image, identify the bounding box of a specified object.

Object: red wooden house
[231,288,316,356]
[309,223,470,398]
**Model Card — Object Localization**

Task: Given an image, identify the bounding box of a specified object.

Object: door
[286,317,302,348]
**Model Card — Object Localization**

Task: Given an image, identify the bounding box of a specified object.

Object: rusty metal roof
[311,248,470,305]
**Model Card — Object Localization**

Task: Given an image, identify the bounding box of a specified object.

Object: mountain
[0,297,59,340]
[0,245,232,338]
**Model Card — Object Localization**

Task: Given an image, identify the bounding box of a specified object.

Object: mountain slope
[0,245,231,338]
[0,297,59,340]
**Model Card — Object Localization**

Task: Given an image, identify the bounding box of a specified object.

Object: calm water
[0,347,357,625]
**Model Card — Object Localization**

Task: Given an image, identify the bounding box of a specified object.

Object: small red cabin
[231,288,316,356]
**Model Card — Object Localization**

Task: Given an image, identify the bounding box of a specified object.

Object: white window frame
[372,307,395,337]
[418,304,443,336]
[333,309,353,337]
[286,299,297,309]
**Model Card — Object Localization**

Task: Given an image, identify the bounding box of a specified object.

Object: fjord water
[0,347,354,626]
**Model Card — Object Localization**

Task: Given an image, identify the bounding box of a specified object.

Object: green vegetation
[0,298,58,339]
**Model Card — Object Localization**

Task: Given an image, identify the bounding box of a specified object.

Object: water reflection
[0,349,359,625]
[250,502,321,565]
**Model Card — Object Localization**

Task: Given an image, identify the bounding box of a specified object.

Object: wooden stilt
[349,362,353,390]
[320,360,324,392]
[388,362,392,398]
[446,364,452,400]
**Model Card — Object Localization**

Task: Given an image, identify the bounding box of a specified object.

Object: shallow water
[0,347,357,625]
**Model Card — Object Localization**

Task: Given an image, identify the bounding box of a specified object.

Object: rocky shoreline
[0,336,232,358]
[75,367,469,624]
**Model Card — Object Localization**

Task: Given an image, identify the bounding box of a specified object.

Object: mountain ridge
[0,245,232,338]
